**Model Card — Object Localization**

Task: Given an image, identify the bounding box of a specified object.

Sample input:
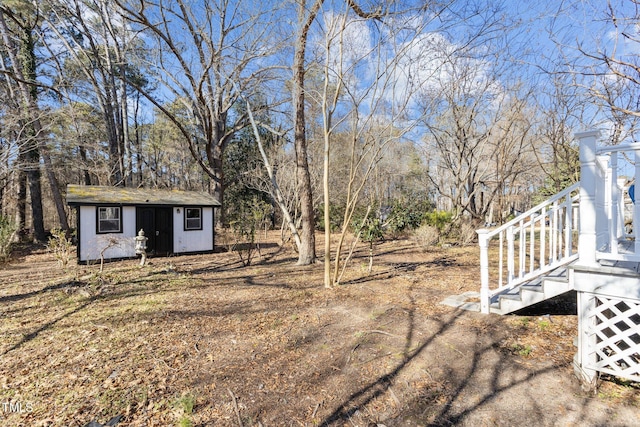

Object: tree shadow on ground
[317,282,575,426]
[0,269,177,356]
[318,282,453,425]
[340,262,425,285]
[0,279,86,304]
[1,297,95,356]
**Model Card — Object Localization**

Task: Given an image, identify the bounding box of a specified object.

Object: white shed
[66,185,221,263]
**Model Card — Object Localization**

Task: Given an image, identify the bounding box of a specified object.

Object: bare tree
[291,0,323,265]
[0,1,69,238]
[575,1,640,124]
[42,0,141,186]
[291,0,383,267]
[413,2,539,225]
[541,1,640,142]
[531,73,587,198]
[114,0,283,222]
[423,74,539,223]
[315,4,452,286]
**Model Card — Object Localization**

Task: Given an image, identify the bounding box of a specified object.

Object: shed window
[97,206,122,233]
[185,207,202,230]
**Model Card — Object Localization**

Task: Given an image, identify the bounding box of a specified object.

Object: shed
[66,184,221,263]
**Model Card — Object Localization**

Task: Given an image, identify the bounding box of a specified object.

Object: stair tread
[490,265,574,314]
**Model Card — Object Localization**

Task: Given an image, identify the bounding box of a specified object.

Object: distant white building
[66,185,221,263]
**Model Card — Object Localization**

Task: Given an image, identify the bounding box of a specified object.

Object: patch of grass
[597,376,640,405]
[175,393,195,414]
[511,343,533,357]
[538,319,551,331]
[97,387,135,414]
[598,388,624,400]
[174,393,196,427]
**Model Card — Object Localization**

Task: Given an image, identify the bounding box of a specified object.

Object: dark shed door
[136,207,173,256]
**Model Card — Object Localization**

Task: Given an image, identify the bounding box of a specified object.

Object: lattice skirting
[583,293,640,382]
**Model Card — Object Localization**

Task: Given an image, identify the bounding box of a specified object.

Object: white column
[635,150,640,254]
[575,290,598,390]
[477,229,491,314]
[576,130,600,266]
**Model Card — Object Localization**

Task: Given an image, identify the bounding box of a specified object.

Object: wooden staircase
[441,266,574,314]
[448,131,640,386]
[487,266,572,315]
[442,179,581,314]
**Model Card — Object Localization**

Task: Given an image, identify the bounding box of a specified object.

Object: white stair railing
[477,184,580,314]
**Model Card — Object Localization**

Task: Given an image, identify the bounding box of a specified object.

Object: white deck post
[635,150,640,254]
[477,228,491,314]
[576,130,600,267]
[575,291,598,390]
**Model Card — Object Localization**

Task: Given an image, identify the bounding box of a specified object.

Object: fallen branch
[228,388,243,427]
[311,402,322,418]
[363,329,402,338]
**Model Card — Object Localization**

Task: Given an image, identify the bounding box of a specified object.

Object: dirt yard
[0,233,639,426]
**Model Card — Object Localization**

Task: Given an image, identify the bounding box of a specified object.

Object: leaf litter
[0,233,638,426]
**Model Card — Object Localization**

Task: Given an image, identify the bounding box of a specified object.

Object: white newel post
[576,130,600,267]
[477,228,490,314]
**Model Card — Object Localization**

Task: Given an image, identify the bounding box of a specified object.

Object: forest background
[1,0,639,286]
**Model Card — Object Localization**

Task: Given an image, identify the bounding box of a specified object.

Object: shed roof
[66,185,221,207]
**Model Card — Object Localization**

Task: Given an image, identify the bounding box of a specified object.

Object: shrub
[387,201,426,233]
[47,228,75,269]
[0,215,17,263]
[353,212,385,274]
[317,203,347,232]
[457,220,479,245]
[227,196,271,266]
[423,210,453,234]
[412,224,440,250]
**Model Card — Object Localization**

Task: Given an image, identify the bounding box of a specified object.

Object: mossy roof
[66,185,221,207]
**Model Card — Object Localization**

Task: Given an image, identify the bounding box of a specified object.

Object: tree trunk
[292,0,322,266]
[323,127,331,286]
[79,145,92,185]
[17,168,26,234]
[245,99,303,251]
[0,10,46,241]
[25,147,45,242]
[294,83,316,265]
[212,147,225,225]
[39,142,69,232]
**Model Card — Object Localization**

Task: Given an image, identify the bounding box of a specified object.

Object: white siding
[78,206,137,261]
[173,207,214,253]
